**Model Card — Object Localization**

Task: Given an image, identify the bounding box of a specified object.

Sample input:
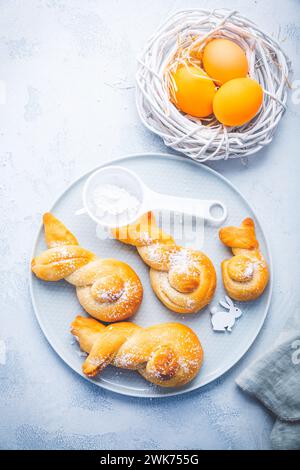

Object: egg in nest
[202,38,248,84]
[213,77,263,127]
[170,64,217,118]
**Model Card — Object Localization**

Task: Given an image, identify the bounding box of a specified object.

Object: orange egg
[170,64,216,117]
[213,78,263,127]
[203,38,248,84]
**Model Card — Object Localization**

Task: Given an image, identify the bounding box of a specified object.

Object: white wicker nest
[136,9,292,162]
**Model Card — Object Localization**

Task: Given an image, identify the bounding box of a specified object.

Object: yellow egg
[170,64,216,118]
[203,38,248,84]
[213,78,263,127]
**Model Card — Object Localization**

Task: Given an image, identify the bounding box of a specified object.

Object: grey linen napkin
[236,311,300,449]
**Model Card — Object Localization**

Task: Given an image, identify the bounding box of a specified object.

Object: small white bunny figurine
[210,296,242,332]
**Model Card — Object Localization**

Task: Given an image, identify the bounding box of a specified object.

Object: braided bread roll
[112,212,216,314]
[219,218,269,301]
[31,213,143,322]
[71,315,203,387]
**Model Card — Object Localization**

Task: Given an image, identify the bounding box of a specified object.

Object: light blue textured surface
[0,0,299,450]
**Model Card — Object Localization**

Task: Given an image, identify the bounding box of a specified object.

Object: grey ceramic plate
[30,153,273,397]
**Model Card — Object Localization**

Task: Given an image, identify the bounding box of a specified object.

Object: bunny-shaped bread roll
[71,315,203,387]
[112,212,216,314]
[31,213,143,322]
[219,218,269,301]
